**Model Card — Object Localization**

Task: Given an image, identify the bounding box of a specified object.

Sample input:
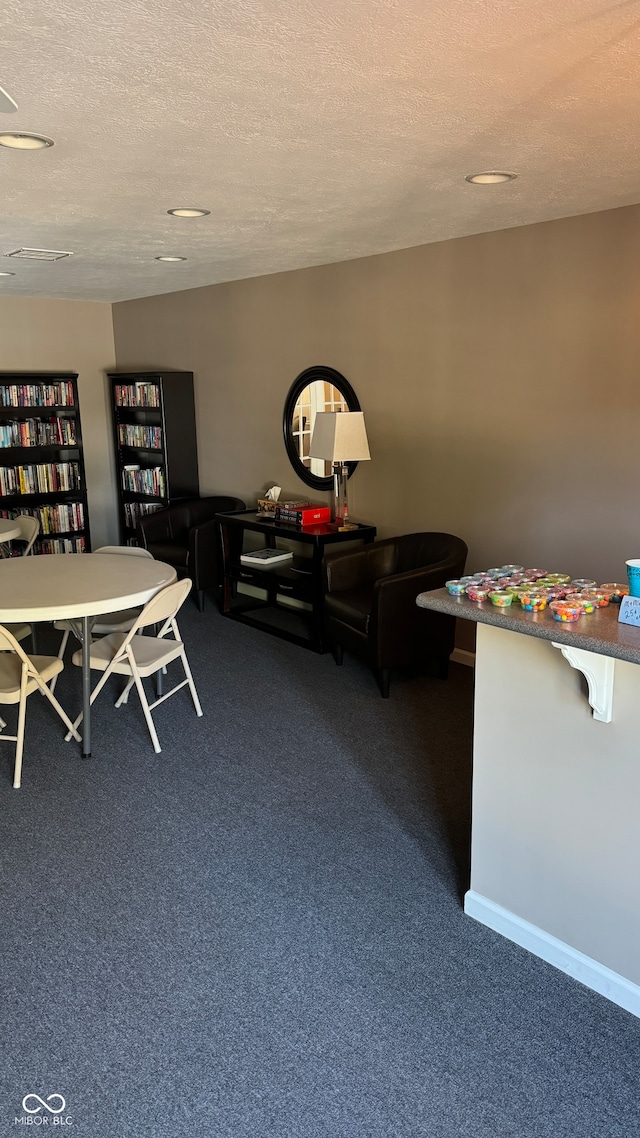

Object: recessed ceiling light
[167,208,210,218]
[155,255,187,262]
[0,271,15,276]
[465,171,517,185]
[0,131,54,150]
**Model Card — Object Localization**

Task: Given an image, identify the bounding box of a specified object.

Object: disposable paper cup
[626,559,640,598]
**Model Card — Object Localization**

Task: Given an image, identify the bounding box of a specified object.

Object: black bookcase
[108,370,199,544]
[0,371,91,554]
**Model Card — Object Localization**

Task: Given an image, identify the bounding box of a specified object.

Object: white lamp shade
[309,412,371,462]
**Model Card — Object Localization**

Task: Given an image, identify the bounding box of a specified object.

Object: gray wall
[0,297,118,548]
[112,203,640,603]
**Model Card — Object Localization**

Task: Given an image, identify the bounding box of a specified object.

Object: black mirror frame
[283,366,362,492]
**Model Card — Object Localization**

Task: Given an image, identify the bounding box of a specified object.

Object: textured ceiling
[1,0,640,302]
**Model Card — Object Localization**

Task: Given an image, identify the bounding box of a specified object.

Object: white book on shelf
[240,548,293,566]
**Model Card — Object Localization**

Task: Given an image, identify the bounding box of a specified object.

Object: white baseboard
[464,890,640,1019]
[451,647,475,667]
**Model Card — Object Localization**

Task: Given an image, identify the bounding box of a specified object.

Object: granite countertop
[417,588,640,666]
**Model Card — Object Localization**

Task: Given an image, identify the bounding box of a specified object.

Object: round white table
[0,553,177,757]
[0,518,22,557]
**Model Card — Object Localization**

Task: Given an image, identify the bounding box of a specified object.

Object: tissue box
[257,497,308,517]
[257,498,277,516]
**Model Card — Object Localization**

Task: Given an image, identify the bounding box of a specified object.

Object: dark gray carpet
[1,604,639,1137]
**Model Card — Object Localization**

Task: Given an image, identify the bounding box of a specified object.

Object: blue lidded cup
[625,560,640,598]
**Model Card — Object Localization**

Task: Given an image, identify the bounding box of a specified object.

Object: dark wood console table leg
[311,544,326,652]
[220,520,240,613]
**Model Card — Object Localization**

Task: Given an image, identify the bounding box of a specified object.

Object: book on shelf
[113,383,160,408]
[240,548,294,566]
[118,423,163,449]
[1,503,85,534]
[39,535,86,555]
[123,501,163,529]
[0,417,77,448]
[0,461,80,496]
[0,382,74,408]
[121,466,166,497]
[274,504,331,526]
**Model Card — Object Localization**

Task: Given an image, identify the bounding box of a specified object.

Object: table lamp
[309,411,370,523]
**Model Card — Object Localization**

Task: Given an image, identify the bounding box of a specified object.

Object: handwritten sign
[618,595,640,627]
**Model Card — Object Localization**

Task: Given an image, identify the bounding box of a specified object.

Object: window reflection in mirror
[292,380,348,478]
[283,366,360,491]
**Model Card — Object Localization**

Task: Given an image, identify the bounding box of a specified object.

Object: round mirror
[283,366,361,491]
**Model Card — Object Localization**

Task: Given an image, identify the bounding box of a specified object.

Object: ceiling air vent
[5,247,73,261]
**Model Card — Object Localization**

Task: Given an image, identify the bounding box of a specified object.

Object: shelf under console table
[216,509,376,652]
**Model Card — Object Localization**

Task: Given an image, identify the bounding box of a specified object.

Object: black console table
[216,510,376,652]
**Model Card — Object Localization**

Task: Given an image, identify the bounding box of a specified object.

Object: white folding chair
[67,579,202,753]
[51,544,155,691]
[0,624,82,788]
[11,514,39,556]
[2,515,40,652]
[94,546,154,558]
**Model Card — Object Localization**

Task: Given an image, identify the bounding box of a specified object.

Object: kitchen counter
[416,585,640,1019]
[416,587,640,665]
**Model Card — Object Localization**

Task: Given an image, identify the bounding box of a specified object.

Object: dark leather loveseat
[324,531,468,696]
[137,495,245,610]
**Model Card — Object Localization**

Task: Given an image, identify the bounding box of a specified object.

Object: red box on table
[275,504,331,526]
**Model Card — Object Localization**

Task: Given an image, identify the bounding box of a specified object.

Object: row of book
[0,462,81,496]
[122,467,166,497]
[118,423,162,449]
[124,501,163,529]
[0,417,77,449]
[1,502,85,534]
[0,382,75,408]
[114,384,160,408]
[40,535,87,555]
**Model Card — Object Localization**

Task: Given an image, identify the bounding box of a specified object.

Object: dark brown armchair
[324,532,468,696]
[137,496,245,610]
